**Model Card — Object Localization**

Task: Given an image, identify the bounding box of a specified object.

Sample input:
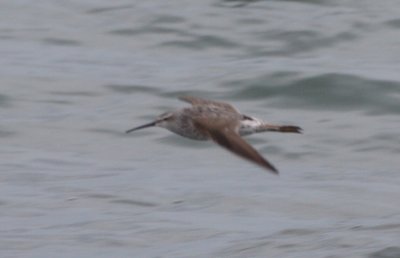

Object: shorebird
[126,96,302,174]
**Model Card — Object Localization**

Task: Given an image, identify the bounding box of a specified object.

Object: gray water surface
[1,1,400,257]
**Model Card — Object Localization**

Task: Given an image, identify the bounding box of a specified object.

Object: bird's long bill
[126,121,156,133]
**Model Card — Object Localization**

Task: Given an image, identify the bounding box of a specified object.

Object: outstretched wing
[179,96,240,114]
[193,117,278,174]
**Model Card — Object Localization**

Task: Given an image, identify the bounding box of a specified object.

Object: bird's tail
[278,125,302,133]
[259,124,302,134]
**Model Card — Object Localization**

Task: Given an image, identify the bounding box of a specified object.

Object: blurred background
[1,0,400,257]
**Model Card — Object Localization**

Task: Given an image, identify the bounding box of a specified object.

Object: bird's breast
[166,115,209,141]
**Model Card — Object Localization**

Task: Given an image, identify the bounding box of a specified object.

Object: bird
[126,96,302,174]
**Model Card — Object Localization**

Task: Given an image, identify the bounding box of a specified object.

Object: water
[1,1,400,257]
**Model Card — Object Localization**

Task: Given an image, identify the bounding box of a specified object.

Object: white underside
[238,118,264,136]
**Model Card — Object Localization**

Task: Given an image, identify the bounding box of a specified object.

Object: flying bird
[126,96,302,174]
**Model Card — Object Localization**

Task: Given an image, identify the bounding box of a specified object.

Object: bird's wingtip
[268,165,279,175]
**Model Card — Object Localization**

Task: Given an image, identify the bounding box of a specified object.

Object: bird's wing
[179,96,240,113]
[193,117,278,174]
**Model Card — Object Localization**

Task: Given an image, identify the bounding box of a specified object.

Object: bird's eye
[158,112,172,121]
[161,113,173,121]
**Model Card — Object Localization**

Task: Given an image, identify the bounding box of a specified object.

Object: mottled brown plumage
[126,96,302,174]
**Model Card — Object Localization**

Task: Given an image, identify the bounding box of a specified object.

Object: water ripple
[227,73,400,114]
